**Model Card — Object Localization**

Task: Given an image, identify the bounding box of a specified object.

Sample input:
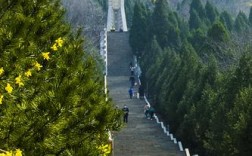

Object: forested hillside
[129,0,252,155]
[0,0,122,155]
[176,0,252,20]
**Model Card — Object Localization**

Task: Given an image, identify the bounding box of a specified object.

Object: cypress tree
[151,0,170,48]
[249,7,252,26]
[234,11,249,33]
[129,2,148,56]
[207,21,230,42]
[220,11,234,32]
[189,9,202,30]
[189,0,205,20]
[205,1,218,24]
[152,0,180,48]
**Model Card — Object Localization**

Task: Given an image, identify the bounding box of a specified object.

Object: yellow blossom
[42,52,50,60]
[55,37,64,47]
[34,61,42,71]
[15,75,24,87]
[25,70,32,77]
[15,149,22,156]
[5,83,13,94]
[51,43,58,51]
[0,149,22,156]
[0,67,4,76]
[0,94,3,104]
[4,151,11,156]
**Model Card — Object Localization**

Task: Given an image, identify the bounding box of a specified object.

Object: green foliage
[205,1,218,24]
[234,11,249,33]
[188,28,206,51]
[0,0,122,155]
[189,9,202,30]
[226,87,252,155]
[189,0,205,20]
[152,0,180,48]
[220,11,234,31]
[129,2,149,56]
[249,7,252,25]
[207,21,230,42]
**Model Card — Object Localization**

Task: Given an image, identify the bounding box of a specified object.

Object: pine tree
[0,0,122,155]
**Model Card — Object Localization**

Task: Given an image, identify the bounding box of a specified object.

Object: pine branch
[0,1,17,20]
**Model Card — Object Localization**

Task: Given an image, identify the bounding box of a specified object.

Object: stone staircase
[107,32,185,156]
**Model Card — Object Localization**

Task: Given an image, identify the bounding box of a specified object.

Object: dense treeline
[0,0,122,155]
[129,0,252,155]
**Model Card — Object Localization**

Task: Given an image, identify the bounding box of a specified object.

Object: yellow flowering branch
[42,52,50,60]
[0,149,22,156]
[5,83,13,94]
[15,75,24,87]
[51,37,64,51]
[97,144,111,156]
[24,70,32,77]
[0,37,64,105]
[0,67,4,76]
[34,61,43,71]
[0,93,3,104]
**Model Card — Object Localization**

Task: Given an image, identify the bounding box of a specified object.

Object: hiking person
[144,103,150,118]
[128,87,133,99]
[122,105,129,123]
[149,106,155,120]
[130,65,135,75]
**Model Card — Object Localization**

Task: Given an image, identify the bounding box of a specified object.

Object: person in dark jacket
[122,105,129,123]
[149,106,155,120]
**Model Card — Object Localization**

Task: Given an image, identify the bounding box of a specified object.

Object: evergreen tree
[151,0,180,48]
[220,11,234,31]
[234,11,249,33]
[189,28,207,51]
[189,9,202,30]
[226,87,252,155]
[189,0,205,20]
[142,36,162,71]
[151,0,170,48]
[205,1,218,24]
[129,2,148,56]
[249,7,252,25]
[0,0,122,155]
[207,21,230,42]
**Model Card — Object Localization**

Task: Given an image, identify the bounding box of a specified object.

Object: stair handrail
[100,28,113,155]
